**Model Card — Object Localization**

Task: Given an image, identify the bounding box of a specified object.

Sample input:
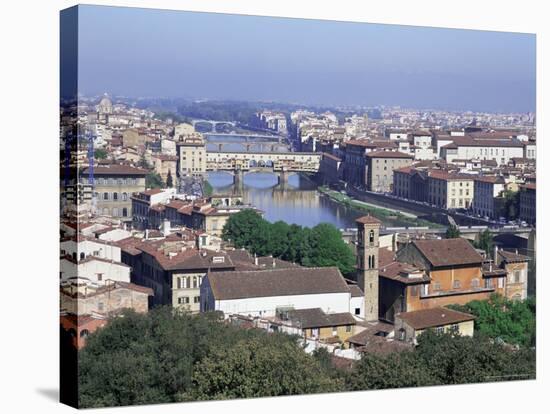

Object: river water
[205,134,414,229]
[207,171,419,229]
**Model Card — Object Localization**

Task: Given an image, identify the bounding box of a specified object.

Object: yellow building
[177,133,206,177]
[394,307,475,344]
[285,308,357,343]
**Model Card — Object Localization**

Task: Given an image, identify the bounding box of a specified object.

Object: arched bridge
[206,150,321,187]
[206,150,321,173]
[192,119,236,132]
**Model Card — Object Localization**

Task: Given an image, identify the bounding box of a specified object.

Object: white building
[201,266,361,318]
[441,137,524,166]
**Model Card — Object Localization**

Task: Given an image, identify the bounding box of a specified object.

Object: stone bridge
[206,150,321,188]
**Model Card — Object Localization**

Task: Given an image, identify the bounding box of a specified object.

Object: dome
[97,94,113,114]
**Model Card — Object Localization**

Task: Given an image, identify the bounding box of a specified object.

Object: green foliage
[78,307,535,407]
[202,180,213,197]
[166,170,173,188]
[222,210,355,275]
[146,173,165,189]
[502,189,520,220]
[347,351,434,390]
[305,223,356,275]
[78,308,339,408]
[445,224,461,239]
[94,148,108,159]
[448,294,536,347]
[472,229,494,255]
[185,337,342,401]
[413,330,535,384]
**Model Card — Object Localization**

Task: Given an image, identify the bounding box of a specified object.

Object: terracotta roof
[82,164,147,176]
[322,152,342,161]
[61,280,153,298]
[396,307,475,330]
[428,170,473,181]
[498,250,530,263]
[349,284,364,297]
[366,150,413,159]
[207,266,349,300]
[287,308,356,329]
[446,136,524,148]
[379,261,430,284]
[356,214,382,225]
[412,238,483,267]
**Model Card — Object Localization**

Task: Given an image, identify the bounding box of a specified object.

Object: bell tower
[356,215,381,321]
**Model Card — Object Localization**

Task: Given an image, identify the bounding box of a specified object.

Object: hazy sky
[75,5,536,112]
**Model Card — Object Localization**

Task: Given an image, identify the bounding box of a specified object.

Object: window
[435,326,444,334]
[354,308,361,315]
[471,278,480,288]
[103,192,109,200]
[453,280,461,289]
[411,286,419,296]
[433,282,441,291]
[97,273,103,281]
[398,328,406,341]
[79,252,85,260]
[346,325,352,333]
[332,327,338,336]
[113,192,118,201]
[369,230,375,244]
[485,278,493,289]
[122,192,128,201]
[178,297,190,304]
[513,270,521,283]
[80,329,89,338]
[498,277,505,289]
[450,324,459,333]
[194,296,200,304]
[122,208,128,217]
[98,302,104,312]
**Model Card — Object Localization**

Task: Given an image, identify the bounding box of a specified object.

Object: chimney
[162,219,171,236]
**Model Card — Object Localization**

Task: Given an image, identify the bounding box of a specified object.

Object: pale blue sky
[75,5,536,112]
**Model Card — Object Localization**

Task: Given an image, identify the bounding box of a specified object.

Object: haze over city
[76,5,536,113]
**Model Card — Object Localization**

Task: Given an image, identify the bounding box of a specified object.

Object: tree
[414,330,535,384]
[221,209,270,255]
[473,229,494,255]
[445,224,461,239]
[502,189,520,220]
[448,294,536,347]
[78,307,340,408]
[146,173,164,189]
[186,337,342,401]
[222,211,355,274]
[166,170,173,188]
[347,351,434,390]
[94,148,108,160]
[305,223,356,275]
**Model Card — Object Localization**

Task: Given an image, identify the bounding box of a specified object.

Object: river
[206,171,416,229]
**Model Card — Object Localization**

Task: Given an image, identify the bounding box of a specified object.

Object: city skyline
[77,5,536,113]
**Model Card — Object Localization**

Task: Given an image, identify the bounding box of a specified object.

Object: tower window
[369,230,375,244]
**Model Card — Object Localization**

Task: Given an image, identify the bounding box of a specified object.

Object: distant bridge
[206,150,321,187]
[208,142,290,153]
[205,133,283,143]
[191,119,236,132]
